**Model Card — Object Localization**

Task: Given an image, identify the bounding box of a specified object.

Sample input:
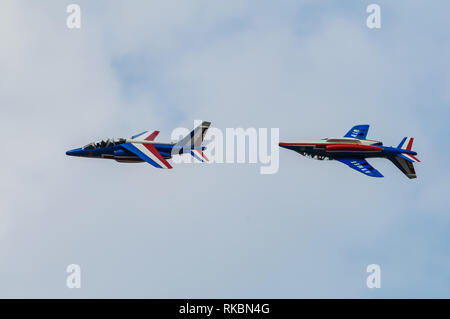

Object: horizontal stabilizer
[190,149,209,162]
[398,153,420,163]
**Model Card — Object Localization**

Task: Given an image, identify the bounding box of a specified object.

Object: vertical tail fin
[397,137,414,151]
[176,121,211,162]
[177,121,211,147]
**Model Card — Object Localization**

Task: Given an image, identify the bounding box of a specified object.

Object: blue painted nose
[66,148,84,156]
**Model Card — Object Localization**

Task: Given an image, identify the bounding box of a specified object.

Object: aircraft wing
[344,125,369,139]
[336,158,383,178]
[131,130,160,141]
[122,142,172,169]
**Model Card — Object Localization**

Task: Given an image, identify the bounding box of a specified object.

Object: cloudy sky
[1,0,449,298]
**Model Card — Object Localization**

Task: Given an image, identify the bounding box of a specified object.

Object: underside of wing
[122,143,172,169]
[344,125,369,139]
[336,158,383,178]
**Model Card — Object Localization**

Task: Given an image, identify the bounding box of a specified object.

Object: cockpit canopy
[82,138,126,150]
[325,138,383,146]
[326,138,361,144]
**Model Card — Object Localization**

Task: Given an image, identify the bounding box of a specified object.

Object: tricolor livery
[279,125,420,178]
[66,121,211,169]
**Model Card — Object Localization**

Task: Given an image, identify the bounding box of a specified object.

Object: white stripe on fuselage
[132,143,169,168]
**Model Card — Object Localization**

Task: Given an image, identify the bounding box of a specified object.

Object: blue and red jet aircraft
[66,121,211,169]
[279,125,420,178]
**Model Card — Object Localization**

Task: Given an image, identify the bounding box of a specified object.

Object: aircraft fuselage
[279,138,418,161]
[66,140,203,163]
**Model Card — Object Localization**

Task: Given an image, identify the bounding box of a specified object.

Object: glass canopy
[82,138,126,150]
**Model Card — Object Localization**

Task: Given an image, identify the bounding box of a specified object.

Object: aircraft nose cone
[66,148,83,156]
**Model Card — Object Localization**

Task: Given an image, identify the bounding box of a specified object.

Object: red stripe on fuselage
[143,144,173,168]
[279,142,382,152]
[325,144,383,152]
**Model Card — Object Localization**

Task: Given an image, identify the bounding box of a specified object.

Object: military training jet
[279,125,420,178]
[66,121,211,169]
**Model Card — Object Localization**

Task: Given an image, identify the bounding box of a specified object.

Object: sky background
[1,0,449,298]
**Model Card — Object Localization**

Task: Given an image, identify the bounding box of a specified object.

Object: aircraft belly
[99,153,143,162]
[115,158,144,163]
[114,156,144,163]
[291,145,316,154]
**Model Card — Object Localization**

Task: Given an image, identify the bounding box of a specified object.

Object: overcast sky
[1,0,449,298]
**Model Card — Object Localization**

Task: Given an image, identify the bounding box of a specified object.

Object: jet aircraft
[66,121,211,169]
[279,125,420,178]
